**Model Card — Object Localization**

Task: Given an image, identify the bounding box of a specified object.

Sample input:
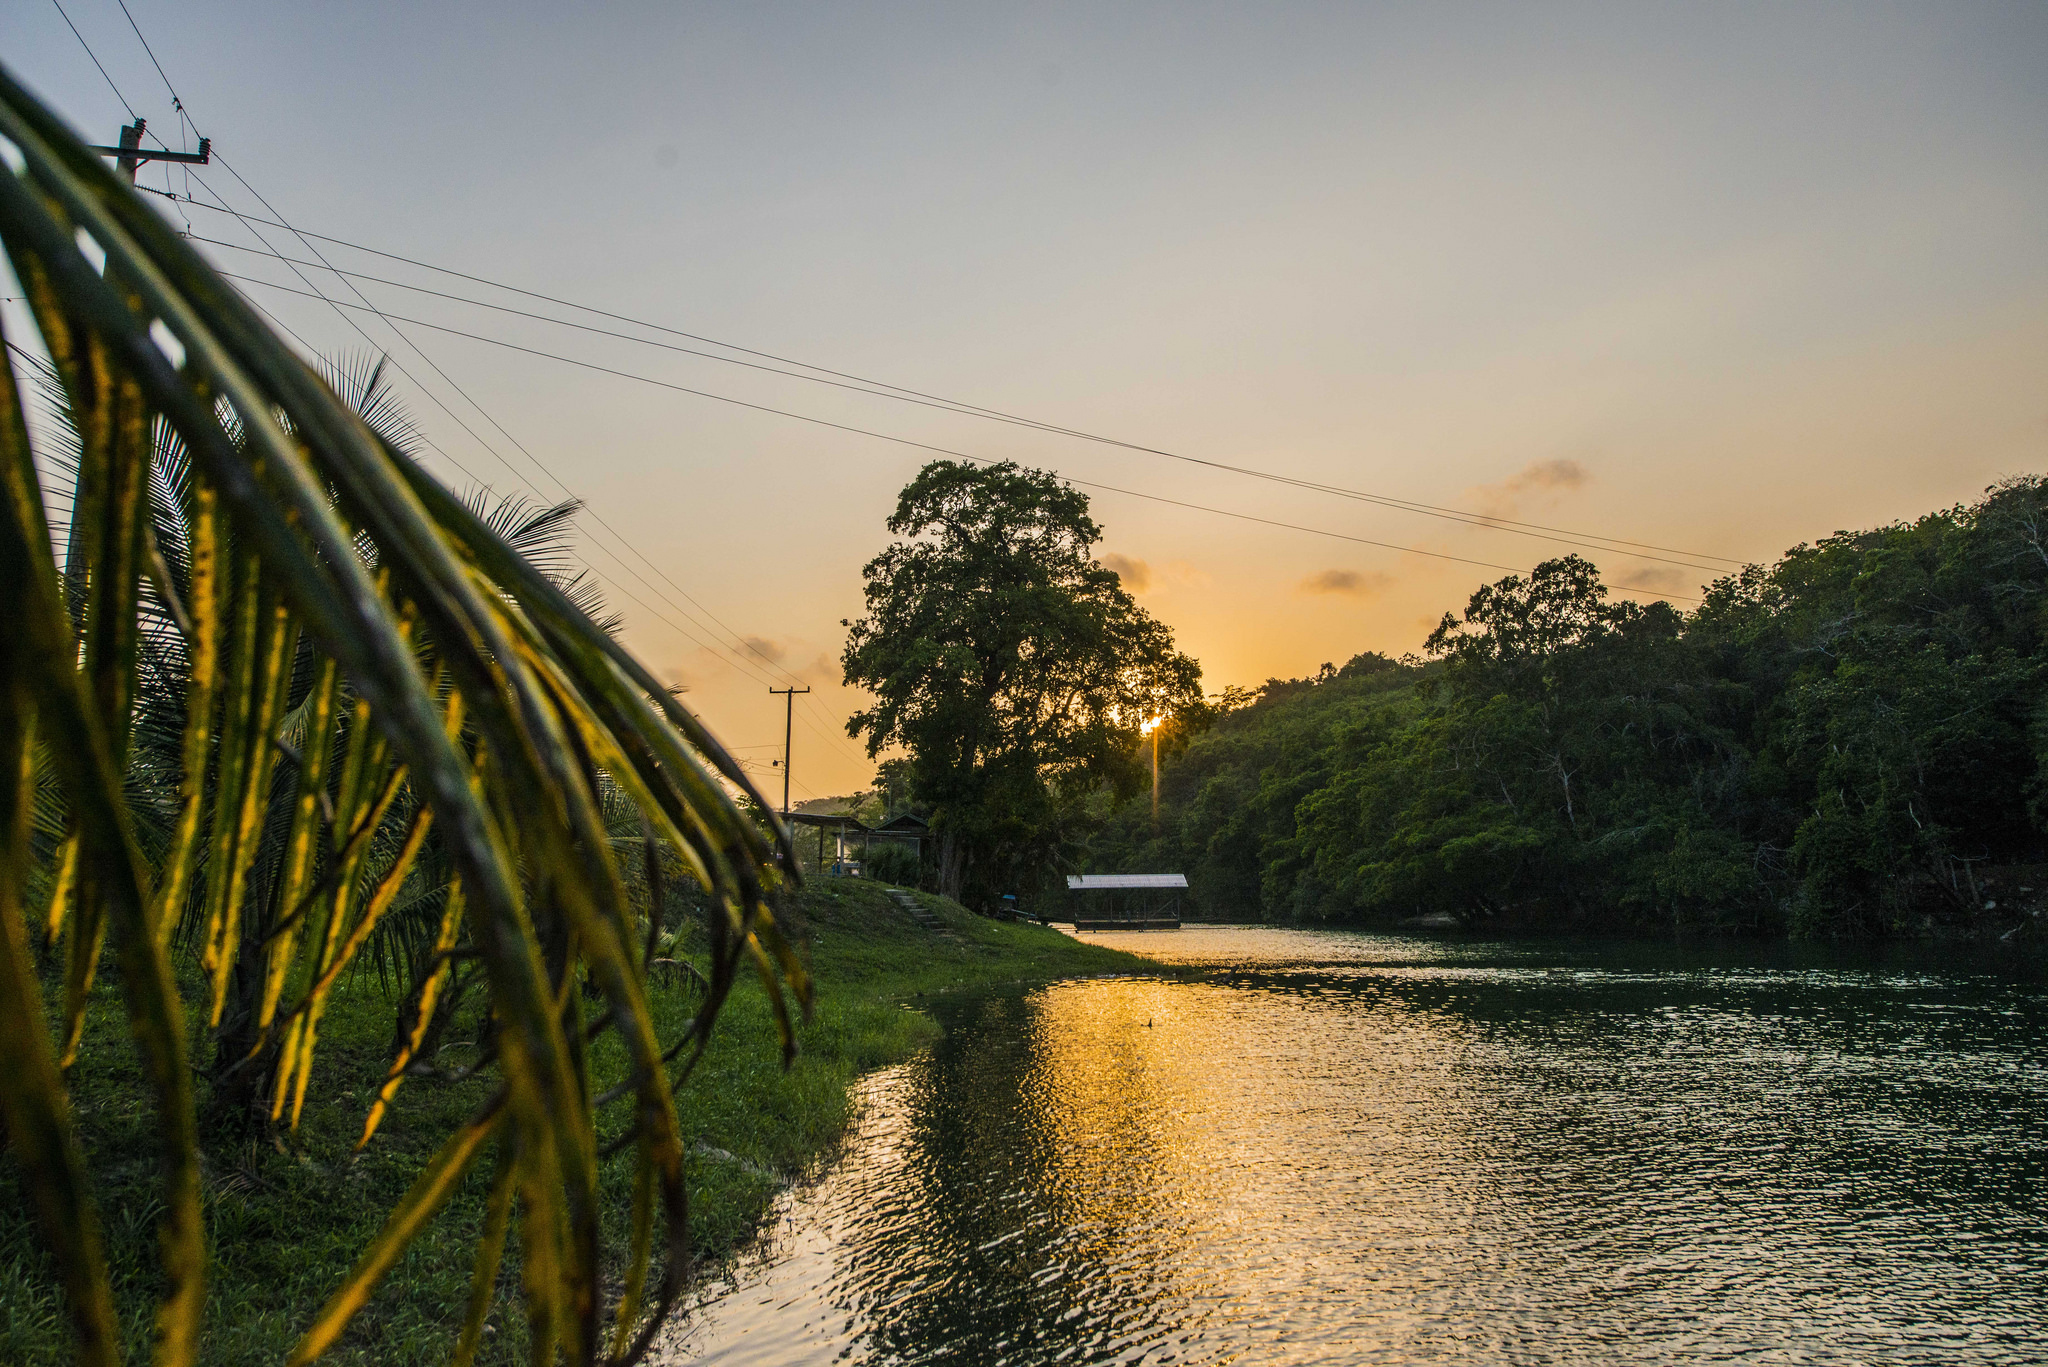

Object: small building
[785,811,931,877]
[786,811,868,876]
[869,813,929,862]
[1064,873,1186,930]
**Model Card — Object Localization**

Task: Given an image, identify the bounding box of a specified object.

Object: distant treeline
[1088,478,2048,937]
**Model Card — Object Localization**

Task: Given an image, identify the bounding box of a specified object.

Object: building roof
[1066,873,1188,890]
[874,813,930,832]
[785,812,868,830]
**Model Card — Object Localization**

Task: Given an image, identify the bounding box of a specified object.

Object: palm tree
[0,64,800,1366]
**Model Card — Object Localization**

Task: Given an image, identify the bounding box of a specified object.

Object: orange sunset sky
[9,2,2045,798]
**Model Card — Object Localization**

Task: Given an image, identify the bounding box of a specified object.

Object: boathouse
[1064,873,1186,930]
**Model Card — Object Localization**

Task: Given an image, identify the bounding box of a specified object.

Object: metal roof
[875,813,930,832]
[1066,873,1188,890]
[785,812,868,830]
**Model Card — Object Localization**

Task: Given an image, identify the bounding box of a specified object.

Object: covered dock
[1064,873,1186,930]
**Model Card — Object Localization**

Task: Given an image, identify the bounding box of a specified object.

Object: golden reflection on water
[1013,969,1519,1355]
[665,927,2048,1366]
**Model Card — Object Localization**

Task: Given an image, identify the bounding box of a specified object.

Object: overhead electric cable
[194,197,869,767]
[191,174,853,710]
[178,183,839,747]
[221,219,860,753]
[93,14,1724,578]
[176,179,867,744]
[112,0,182,110]
[69,0,874,779]
[190,233,1727,572]
[174,197,1743,569]
[180,177,535,500]
[47,0,136,119]
[233,287,505,497]
[220,272,1702,602]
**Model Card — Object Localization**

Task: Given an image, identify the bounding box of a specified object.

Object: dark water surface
[664,927,2048,1365]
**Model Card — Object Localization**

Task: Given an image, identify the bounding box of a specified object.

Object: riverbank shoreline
[0,881,1162,1366]
[663,922,2048,1366]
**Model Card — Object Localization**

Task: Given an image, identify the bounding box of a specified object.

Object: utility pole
[769,686,811,817]
[88,118,211,186]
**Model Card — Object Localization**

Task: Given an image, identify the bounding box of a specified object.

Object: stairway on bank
[886,887,953,937]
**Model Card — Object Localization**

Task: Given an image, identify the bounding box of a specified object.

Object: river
[663,926,2048,1365]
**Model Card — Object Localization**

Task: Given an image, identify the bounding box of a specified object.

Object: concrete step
[886,889,950,933]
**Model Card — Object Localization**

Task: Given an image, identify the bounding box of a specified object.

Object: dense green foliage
[843,461,1202,907]
[1090,479,2048,937]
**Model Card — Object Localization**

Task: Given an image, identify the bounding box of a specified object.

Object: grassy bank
[0,883,1157,1365]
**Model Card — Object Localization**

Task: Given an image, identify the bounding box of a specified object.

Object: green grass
[0,884,1156,1365]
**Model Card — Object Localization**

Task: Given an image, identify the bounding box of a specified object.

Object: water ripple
[664,928,2048,1365]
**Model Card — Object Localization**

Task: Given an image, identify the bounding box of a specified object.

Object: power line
[44,0,879,782]
[214,258,872,776]
[193,173,851,697]
[51,7,508,502]
[218,271,1707,602]
[82,81,863,764]
[225,245,509,498]
[183,229,897,686]
[74,0,1727,587]
[48,0,136,119]
[186,232,1727,572]
[112,0,183,110]
[180,180,536,494]
[185,177,820,700]
[167,206,880,750]
[188,193,872,769]
[170,197,1742,569]
[91,14,1703,738]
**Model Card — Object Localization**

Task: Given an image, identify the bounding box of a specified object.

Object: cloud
[740,640,842,686]
[1299,568,1392,597]
[672,635,816,684]
[1101,553,1152,592]
[1611,563,1695,597]
[1470,458,1591,519]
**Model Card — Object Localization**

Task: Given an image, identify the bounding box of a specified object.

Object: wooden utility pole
[769,686,811,817]
[88,118,210,186]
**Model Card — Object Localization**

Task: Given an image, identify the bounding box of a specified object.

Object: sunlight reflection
[665,928,2048,1366]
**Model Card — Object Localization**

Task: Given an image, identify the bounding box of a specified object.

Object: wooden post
[769,686,810,817]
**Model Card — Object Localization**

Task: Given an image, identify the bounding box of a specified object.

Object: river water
[664,926,2048,1365]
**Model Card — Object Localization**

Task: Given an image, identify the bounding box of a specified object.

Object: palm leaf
[0,61,800,1365]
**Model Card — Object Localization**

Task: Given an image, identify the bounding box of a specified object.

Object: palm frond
[0,62,805,1367]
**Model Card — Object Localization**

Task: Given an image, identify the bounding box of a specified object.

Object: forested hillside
[1089,478,2048,937]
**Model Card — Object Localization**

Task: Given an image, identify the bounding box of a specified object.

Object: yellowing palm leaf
[0,63,804,1366]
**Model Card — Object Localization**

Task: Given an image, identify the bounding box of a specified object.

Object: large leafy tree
[1307,556,1752,926]
[841,461,1202,903]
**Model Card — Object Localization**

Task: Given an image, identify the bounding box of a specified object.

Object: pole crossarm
[86,140,210,165]
[90,119,210,187]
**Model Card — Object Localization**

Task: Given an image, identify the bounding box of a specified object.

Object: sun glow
[1140,716,1163,735]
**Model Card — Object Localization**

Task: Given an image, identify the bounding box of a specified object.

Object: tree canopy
[842,461,1202,904]
[1089,478,2048,937]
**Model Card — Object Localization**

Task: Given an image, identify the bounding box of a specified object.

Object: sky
[6,1,2046,800]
